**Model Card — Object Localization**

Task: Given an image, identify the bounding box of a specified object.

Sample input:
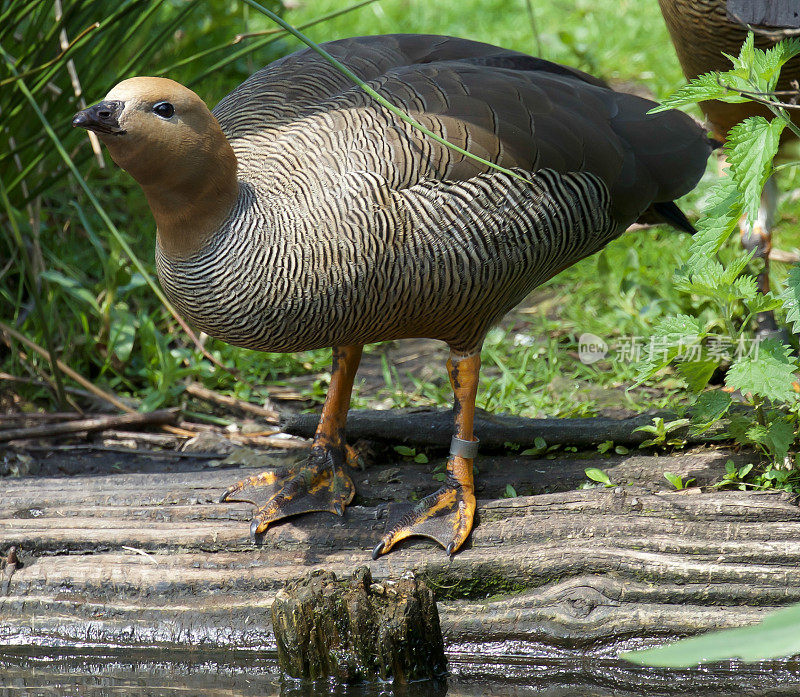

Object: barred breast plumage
[153,34,710,355]
[74,34,714,557]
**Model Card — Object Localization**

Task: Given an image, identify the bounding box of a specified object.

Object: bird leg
[220,345,363,540]
[373,351,480,558]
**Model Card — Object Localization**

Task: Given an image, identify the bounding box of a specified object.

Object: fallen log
[283,408,717,450]
[1,444,799,656]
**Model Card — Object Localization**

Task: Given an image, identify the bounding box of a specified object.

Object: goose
[658,0,800,335]
[73,34,713,557]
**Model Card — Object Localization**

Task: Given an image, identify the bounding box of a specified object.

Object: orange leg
[220,345,363,539]
[373,350,480,557]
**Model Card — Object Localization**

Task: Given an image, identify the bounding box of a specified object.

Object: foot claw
[371,541,385,560]
[249,519,261,543]
[446,541,456,556]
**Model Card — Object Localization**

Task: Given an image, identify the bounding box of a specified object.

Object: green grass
[3,0,799,423]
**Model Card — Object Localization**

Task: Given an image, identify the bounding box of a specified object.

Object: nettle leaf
[648,72,738,113]
[779,265,800,334]
[725,338,798,403]
[747,290,783,315]
[678,359,719,393]
[677,254,753,305]
[765,418,796,464]
[690,389,732,431]
[731,275,758,302]
[675,257,725,294]
[726,116,785,222]
[633,315,703,386]
[728,31,756,72]
[654,314,703,338]
[688,178,744,260]
[756,37,800,92]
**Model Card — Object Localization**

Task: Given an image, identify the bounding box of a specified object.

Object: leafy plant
[626,32,800,668]
[503,483,518,498]
[394,445,428,464]
[639,33,800,483]
[634,416,689,448]
[663,471,695,490]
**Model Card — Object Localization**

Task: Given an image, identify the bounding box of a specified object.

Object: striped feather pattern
[155,35,712,355]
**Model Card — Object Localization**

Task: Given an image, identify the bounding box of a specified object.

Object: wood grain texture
[1,443,798,654]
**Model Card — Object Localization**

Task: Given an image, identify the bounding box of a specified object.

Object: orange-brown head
[73,77,239,258]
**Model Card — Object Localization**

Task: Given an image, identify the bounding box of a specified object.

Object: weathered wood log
[1,443,799,657]
[272,567,445,682]
[283,408,717,450]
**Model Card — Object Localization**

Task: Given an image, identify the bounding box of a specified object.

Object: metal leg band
[450,436,479,459]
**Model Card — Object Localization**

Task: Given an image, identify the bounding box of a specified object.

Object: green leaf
[678,359,719,393]
[690,390,733,431]
[585,467,612,485]
[394,445,415,457]
[731,275,758,302]
[413,452,428,464]
[648,72,743,113]
[597,440,614,454]
[687,178,744,261]
[654,314,703,338]
[663,471,684,490]
[764,418,795,464]
[755,37,800,92]
[504,484,518,498]
[632,315,705,387]
[726,116,785,222]
[725,338,798,403]
[40,270,101,314]
[779,265,800,334]
[746,290,783,315]
[109,307,137,362]
[621,602,800,667]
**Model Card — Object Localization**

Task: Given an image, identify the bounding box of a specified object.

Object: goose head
[73,77,239,258]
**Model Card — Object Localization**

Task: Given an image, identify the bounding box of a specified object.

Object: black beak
[72,100,126,135]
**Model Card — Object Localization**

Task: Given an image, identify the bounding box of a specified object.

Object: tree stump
[271,566,446,683]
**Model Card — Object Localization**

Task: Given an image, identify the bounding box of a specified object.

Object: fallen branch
[185,382,280,423]
[228,433,308,449]
[13,443,219,458]
[0,410,84,425]
[0,409,178,443]
[0,324,195,438]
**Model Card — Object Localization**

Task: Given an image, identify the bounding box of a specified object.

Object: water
[2,646,799,697]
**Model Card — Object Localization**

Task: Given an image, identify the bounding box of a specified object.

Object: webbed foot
[372,476,475,558]
[220,444,357,539]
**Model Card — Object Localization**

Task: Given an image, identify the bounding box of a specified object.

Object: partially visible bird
[73,34,713,557]
[658,0,800,335]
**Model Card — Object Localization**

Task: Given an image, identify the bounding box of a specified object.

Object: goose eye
[153,102,175,119]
